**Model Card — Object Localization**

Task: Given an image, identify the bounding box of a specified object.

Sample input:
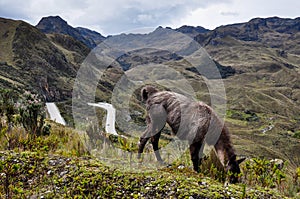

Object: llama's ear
[237,157,246,165]
[141,88,149,101]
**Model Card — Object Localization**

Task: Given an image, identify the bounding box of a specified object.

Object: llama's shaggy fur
[138,85,245,183]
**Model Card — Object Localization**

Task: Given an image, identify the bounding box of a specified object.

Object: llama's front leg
[139,104,166,162]
[138,115,152,160]
[189,141,202,172]
[151,132,164,163]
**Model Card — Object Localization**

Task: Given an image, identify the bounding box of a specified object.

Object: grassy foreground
[0,150,290,199]
[1,122,299,199]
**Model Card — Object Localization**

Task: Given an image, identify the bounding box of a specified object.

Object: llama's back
[147,90,224,144]
[176,100,225,145]
[166,95,213,143]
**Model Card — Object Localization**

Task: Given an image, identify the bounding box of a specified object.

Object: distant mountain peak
[175,25,209,38]
[36,16,68,31]
[36,16,105,48]
[40,15,67,22]
[151,25,209,38]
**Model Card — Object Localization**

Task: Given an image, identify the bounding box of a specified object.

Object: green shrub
[242,158,285,188]
[17,91,47,136]
[0,89,17,124]
[296,167,300,178]
[293,131,300,139]
[226,109,259,122]
[0,89,19,150]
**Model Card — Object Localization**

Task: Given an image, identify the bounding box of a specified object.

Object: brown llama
[138,85,245,183]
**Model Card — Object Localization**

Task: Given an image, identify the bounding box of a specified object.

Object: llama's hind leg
[189,141,203,172]
[137,136,150,159]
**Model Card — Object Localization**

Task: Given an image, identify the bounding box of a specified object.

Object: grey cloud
[0,0,30,20]
[220,11,239,17]
[82,0,232,34]
[0,0,232,34]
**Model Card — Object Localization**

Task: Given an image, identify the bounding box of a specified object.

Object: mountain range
[0,15,299,165]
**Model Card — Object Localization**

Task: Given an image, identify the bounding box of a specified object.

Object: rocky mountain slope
[0,17,89,101]
[193,17,300,126]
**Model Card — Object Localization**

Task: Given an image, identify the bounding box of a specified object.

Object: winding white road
[46,103,66,125]
[46,102,119,136]
[88,102,118,136]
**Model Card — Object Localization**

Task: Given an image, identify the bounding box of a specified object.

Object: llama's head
[226,155,246,183]
[141,85,159,102]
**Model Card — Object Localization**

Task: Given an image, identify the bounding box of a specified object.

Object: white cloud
[0,0,299,35]
[136,14,154,24]
[171,0,300,30]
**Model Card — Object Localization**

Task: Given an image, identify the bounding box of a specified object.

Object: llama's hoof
[177,164,185,169]
[166,164,172,168]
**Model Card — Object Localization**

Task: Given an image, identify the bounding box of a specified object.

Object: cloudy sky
[0,0,299,35]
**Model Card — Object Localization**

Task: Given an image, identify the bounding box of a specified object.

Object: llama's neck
[214,126,236,166]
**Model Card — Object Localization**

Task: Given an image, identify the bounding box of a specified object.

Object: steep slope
[76,27,105,45]
[0,18,89,101]
[46,33,90,66]
[0,18,18,66]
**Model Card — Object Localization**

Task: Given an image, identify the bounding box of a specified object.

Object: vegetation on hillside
[0,89,300,198]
